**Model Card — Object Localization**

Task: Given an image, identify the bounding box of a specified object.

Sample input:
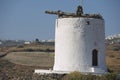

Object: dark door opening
[92,49,98,66]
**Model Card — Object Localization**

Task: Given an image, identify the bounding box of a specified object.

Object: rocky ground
[0,59,66,80]
[0,44,119,80]
[0,59,33,80]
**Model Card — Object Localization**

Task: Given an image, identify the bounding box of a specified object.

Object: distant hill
[0,39,54,48]
[106,34,120,44]
[0,40,25,47]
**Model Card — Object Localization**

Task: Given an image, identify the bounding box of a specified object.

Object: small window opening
[92,49,98,66]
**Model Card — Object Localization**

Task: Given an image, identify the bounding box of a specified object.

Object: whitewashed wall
[53,18,107,74]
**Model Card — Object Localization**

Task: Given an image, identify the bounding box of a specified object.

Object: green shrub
[62,72,118,80]
[101,73,117,80]
[107,67,114,73]
[63,71,83,80]
[45,48,51,52]
[109,55,115,58]
[24,48,34,52]
[113,47,120,51]
[17,45,24,48]
[116,57,120,59]
[63,72,96,80]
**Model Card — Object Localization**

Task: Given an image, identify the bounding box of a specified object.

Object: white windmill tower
[45,5,107,74]
[35,4,107,74]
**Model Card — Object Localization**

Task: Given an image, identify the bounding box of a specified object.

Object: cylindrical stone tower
[45,5,107,74]
[53,17,107,74]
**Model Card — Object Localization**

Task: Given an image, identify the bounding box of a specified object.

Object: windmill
[35,2,107,74]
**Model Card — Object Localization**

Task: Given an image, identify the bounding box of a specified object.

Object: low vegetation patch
[63,72,119,80]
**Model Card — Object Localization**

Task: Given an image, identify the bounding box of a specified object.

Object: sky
[0,0,120,41]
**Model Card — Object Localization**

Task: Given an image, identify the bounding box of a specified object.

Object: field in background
[0,43,120,74]
[3,52,54,68]
[0,44,54,52]
[106,44,120,73]
[0,44,120,79]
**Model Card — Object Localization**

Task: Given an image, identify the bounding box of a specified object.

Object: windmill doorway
[92,49,98,66]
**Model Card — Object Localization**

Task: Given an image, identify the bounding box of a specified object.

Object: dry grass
[0,44,54,52]
[106,44,120,73]
[1,44,120,74]
[18,44,53,51]
[3,52,54,69]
